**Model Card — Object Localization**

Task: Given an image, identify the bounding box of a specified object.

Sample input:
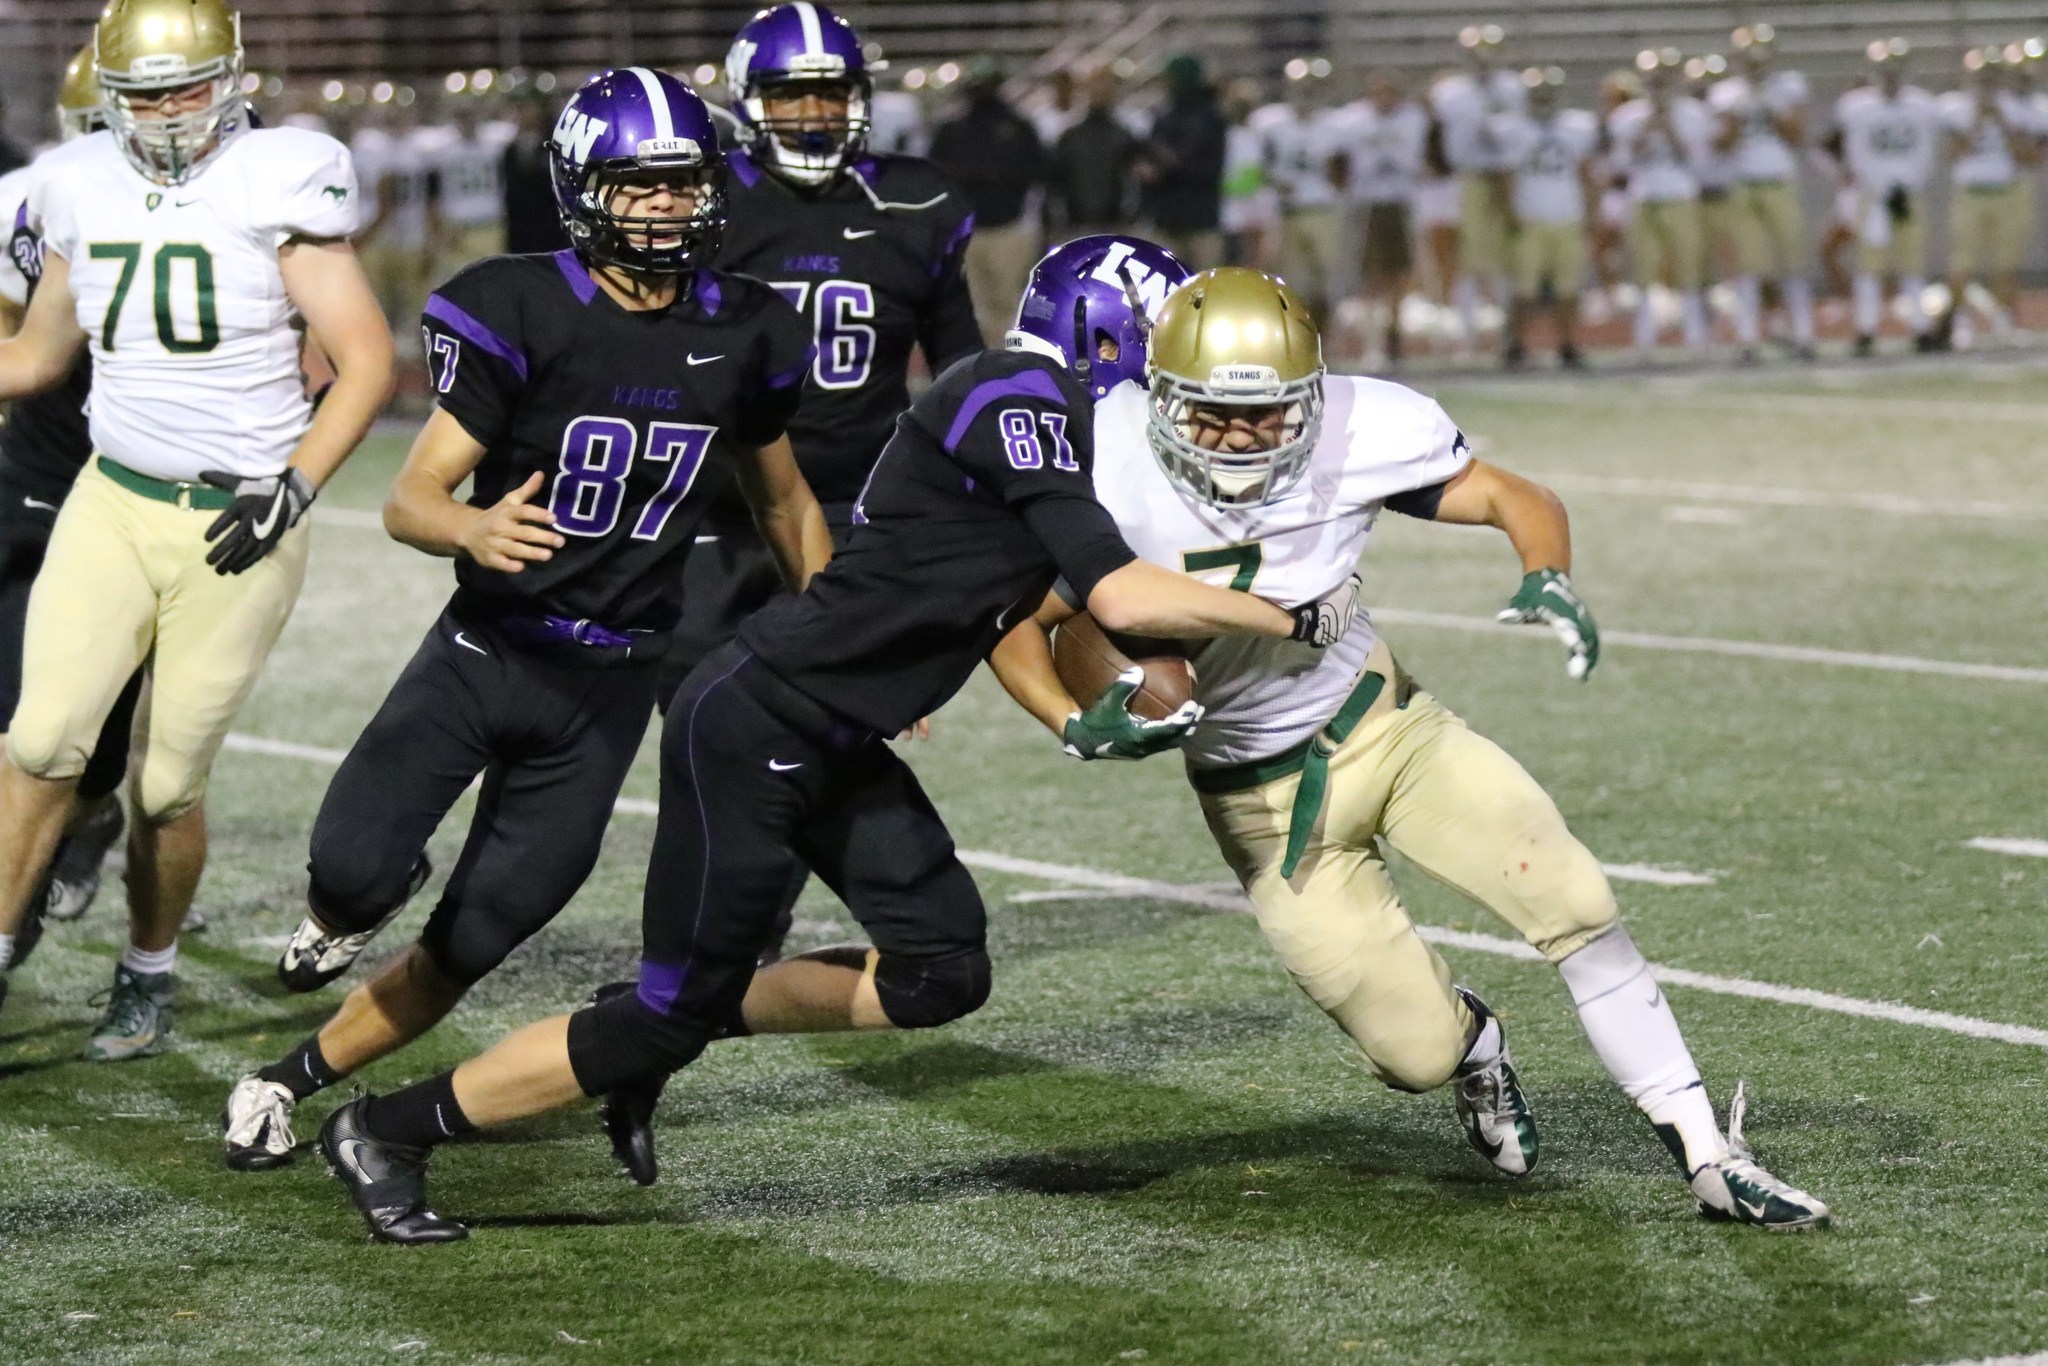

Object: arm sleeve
[1020,494,1138,604]
[419,268,526,447]
[917,201,981,372]
[260,131,362,240]
[732,289,817,448]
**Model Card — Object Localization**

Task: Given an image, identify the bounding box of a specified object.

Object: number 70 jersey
[1088,376,1471,769]
[33,127,360,483]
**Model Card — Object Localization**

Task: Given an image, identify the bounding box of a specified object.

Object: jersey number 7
[548,417,715,542]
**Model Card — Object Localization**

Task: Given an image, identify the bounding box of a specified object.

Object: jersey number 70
[549,416,715,542]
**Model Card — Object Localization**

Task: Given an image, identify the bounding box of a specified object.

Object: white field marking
[219,733,350,765]
[1597,863,1719,887]
[1916,1355,2048,1366]
[1662,506,1746,525]
[1969,837,2048,859]
[1536,472,2048,523]
[1455,379,2048,426]
[1373,609,2048,686]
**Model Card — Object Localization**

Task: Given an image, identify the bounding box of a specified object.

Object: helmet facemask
[742,70,872,186]
[100,68,244,184]
[566,158,727,276]
[1146,366,1323,508]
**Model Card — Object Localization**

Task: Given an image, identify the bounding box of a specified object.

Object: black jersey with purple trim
[421,250,813,630]
[740,348,1136,734]
[712,150,978,514]
[2,195,94,508]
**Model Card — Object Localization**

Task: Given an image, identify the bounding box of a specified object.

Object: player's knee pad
[1499,817,1619,964]
[873,945,991,1030]
[1,702,89,784]
[566,985,714,1096]
[133,749,206,826]
[1361,1012,1469,1094]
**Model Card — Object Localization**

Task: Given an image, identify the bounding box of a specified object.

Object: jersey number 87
[548,416,716,541]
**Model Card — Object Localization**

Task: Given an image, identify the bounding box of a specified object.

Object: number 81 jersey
[423,250,813,630]
[1089,375,1471,770]
[33,127,360,484]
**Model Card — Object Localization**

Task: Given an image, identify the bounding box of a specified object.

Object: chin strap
[1070,296,1093,389]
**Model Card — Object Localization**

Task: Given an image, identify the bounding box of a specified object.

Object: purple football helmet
[550,67,727,275]
[1007,236,1191,400]
[725,2,872,187]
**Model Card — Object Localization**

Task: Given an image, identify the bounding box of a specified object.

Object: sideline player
[1708,24,1816,359]
[0,0,392,1055]
[0,50,136,976]
[1833,40,1942,355]
[310,240,1362,1243]
[1492,67,1598,368]
[1430,25,1524,351]
[989,262,1830,1230]
[1609,51,1714,354]
[1937,49,2042,349]
[221,69,824,1169]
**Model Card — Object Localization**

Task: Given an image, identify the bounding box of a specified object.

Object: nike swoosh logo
[768,759,803,772]
[249,493,284,542]
[842,227,877,239]
[175,198,201,208]
[454,632,487,655]
[334,1137,373,1182]
[995,602,1019,631]
[22,497,57,512]
[1737,1197,1768,1220]
[686,353,724,366]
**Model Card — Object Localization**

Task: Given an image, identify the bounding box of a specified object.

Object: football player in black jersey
[313,243,1363,1244]
[0,51,139,1003]
[219,69,824,1175]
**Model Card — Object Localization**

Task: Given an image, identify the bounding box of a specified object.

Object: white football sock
[1556,926,1727,1174]
[1852,274,1881,336]
[1453,276,1480,341]
[1732,276,1761,346]
[1786,277,1816,345]
[120,942,177,977]
[1458,1007,1503,1073]
[1901,276,1929,334]
[0,932,13,971]
[1633,296,1657,350]
[1680,292,1708,350]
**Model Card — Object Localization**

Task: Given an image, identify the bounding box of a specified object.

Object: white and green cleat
[1690,1082,1831,1231]
[83,966,175,1061]
[1451,988,1540,1177]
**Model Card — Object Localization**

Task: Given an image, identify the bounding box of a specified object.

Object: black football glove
[201,468,316,575]
[1288,573,1362,648]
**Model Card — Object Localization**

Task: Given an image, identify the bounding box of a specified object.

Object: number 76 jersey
[422,251,814,631]
[1089,375,1471,770]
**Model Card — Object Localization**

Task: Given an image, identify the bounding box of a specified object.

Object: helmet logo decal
[725,38,757,94]
[1089,242,1172,314]
[554,108,609,165]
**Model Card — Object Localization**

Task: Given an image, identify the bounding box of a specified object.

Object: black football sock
[257,1034,344,1101]
[361,1071,475,1151]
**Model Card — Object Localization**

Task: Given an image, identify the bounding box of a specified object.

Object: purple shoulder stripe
[728,150,762,188]
[695,271,722,317]
[423,294,528,382]
[942,368,1064,454]
[767,343,817,390]
[553,248,599,305]
[12,200,25,232]
[931,211,975,277]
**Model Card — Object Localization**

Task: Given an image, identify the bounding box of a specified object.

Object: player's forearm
[988,621,1076,738]
[755,496,831,592]
[384,470,481,557]
[288,349,393,490]
[1490,476,1572,573]
[1087,558,1294,640]
[0,333,74,401]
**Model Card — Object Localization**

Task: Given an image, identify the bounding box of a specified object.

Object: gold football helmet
[1144,267,1325,507]
[94,0,246,183]
[59,44,106,141]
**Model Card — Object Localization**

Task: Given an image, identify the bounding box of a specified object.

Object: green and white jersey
[1940,90,2042,187]
[1090,375,1470,769]
[1707,71,1809,183]
[34,126,360,483]
[1834,84,1942,194]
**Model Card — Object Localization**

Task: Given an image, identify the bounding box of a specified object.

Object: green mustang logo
[321,185,349,202]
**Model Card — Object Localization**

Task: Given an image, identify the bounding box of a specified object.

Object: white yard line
[1373,609,2048,685]
[1455,380,2048,426]
[1969,837,2048,859]
[1916,1355,2048,1366]
[216,732,2048,1051]
[1537,473,2048,523]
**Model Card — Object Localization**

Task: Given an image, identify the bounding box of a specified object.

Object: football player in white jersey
[1937,49,2043,349]
[1491,67,1599,367]
[993,258,1830,1230]
[1608,50,1716,354]
[0,0,392,1056]
[1832,40,1944,355]
[1709,24,1816,358]
[1430,25,1525,349]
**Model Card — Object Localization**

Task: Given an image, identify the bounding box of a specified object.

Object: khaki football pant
[1512,220,1589,298]
[965,220,1042,346]
[1279,205,1344,316]
[1628,200,1705,291]
[359,237,430,356]
[433,221,506,290]
[7,459,308,821]
[1196,686,1618,1093]
[1730,181,1808,277]
[1950,184,2032,279]
[1458,174,1513,276]
[1854,190,1928,277]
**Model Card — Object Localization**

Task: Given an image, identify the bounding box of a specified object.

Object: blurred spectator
[1609,53,1714,352]
[1348,71,1427,365]
[1494,67,1599,367]
[1938,51,2040,348]
[352,105,434,358]
[0,93,28,174]
[1219,79,1278,268]
[1139,54,1228,270]
[1048,69,1140,238]
[930,58,1047,343]
[1833,42,1942,353]
[502,95,569,256]
[427,101,517,285]
[1263,74,1346,323]
[869,73,928,156]
[1710,27,1816,357]
[1431,29,1526,346]
[1032,70,1082,147]
[1414,73,1464,311]
[1589,70,1641,291]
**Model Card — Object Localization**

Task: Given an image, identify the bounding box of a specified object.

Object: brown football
[1052,613,1197,722]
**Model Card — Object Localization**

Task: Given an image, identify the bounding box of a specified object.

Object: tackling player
[310,247,1361,1244]
[989,258,1830,1231]
[666,1,981,958]
[220,68,825,1171]
[0,0,392,1056]
[0,50,137,993]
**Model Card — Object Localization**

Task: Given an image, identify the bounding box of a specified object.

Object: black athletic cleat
[46,793,125,922]
[603,1077,664,1186]
[279,855,432,992]
[317,1096,467,1244]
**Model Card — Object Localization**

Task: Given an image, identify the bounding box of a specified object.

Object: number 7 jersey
[32,127,360,483]
[1089,375,1471,769]
[422,251,814,630]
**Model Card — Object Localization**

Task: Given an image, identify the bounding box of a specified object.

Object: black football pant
[565,644,987,1095]
[307,610,656,985]
[0,486,136,801]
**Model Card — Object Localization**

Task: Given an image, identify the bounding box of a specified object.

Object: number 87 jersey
[422,250,814,631]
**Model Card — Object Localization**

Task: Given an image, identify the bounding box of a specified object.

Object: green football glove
[1497,569,1600,681]
[1062,666,1205,761]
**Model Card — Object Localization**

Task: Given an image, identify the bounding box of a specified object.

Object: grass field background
[4,358,2047,1364]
